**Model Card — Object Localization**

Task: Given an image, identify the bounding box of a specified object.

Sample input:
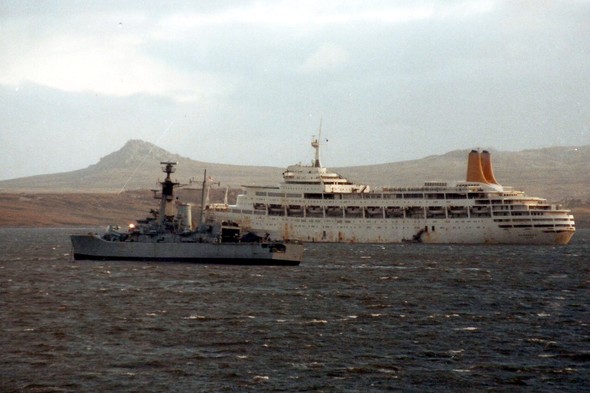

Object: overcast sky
[1,0,589,180]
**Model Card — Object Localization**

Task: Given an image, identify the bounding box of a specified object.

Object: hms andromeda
[205,137,575,245]
[71,162,303,265]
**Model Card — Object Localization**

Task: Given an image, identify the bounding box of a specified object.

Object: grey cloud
[1,1,589,180]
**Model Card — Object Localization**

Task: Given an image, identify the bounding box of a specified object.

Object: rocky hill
[1,140,589,203]
[0,140,282,193]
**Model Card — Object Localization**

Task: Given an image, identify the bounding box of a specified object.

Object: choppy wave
[1,228,588,392]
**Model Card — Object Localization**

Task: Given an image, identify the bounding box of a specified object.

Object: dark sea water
[1,228,588,392]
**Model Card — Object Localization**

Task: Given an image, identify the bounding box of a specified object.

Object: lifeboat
[427,207,446,218]
[287,205,304,216]
[385,207,404,218]
[405,207,424,218]
[365,207,384,217]
[306,206,323,216]
[345,206,363,217]
[268,204,285,216]
[326,206,344,217]
[448,206,468,215]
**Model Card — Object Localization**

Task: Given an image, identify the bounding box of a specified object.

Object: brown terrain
[0,140,588,228]
[0,188,233,228]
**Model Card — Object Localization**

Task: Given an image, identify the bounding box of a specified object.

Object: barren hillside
[1,140,588,203]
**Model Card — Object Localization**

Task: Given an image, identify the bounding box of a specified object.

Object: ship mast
[311,120,322,168]
[198,169,207,228]
[158,161,179,227]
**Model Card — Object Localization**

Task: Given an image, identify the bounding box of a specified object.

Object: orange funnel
[466,150,488,183]
[480,150,498,184]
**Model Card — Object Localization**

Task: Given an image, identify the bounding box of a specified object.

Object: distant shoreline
[0,192,588,230]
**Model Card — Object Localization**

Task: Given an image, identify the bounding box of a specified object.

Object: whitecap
[184,315,206,320]
[310,319,328,324]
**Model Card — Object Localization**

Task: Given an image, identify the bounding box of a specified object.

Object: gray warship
[70,162,304,266]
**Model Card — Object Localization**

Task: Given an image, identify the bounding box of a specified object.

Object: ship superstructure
[205,137,575,245]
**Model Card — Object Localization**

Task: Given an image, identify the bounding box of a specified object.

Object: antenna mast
[198,169,207,228]
[311,119,322,168]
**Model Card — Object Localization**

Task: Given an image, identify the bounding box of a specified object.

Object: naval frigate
[71,162,303,265]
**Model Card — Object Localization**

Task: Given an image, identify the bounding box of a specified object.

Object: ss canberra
[71,162,303,265]
[205,137,575,245]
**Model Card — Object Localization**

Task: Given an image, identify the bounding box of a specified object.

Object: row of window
[251,191,547,207]
[231,206,557,219]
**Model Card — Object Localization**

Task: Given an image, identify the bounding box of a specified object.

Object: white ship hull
[71,235,304,266]
[211,215,574,245]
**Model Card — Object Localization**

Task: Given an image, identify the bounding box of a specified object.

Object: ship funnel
[176,203,193,232]
[466,150,488,183]
[480,150,498,184]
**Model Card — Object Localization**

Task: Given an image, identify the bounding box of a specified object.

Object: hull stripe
[73,253,300,266]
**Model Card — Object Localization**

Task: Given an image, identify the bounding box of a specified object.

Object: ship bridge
[282,164,369,194]
[280,133,370,194]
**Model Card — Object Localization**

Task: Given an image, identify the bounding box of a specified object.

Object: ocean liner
[205,137,575,245]
[71,162,304,265]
